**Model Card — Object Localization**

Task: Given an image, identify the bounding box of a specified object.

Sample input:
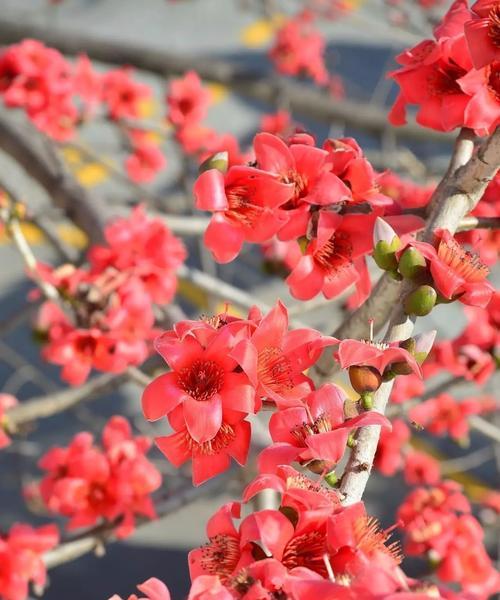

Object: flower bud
[373,218,401,272]
[305,459,331,475]
[398,247,427,281]
[348,365,382,395]
[404,285,437,316]
[199,151,229,174]
[408,330,436,364]
[324,470,338,487]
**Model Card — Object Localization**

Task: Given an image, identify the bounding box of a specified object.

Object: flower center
[426,61,464,96]
[257,346,294,393]
[184,422,235,457]
[354,516,402,564]
[282,530,329,576]
[280,169,308,206]
[314,231,353,274]
[487,62,500,100]
[201,534,240,581]
[437,236,489,282]
[290,413,332,446]
[488,5,500,47]
[226,185,263,227]
[177,359,225,402]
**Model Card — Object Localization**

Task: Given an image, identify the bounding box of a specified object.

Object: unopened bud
[306,459,330,475]
[373,218,401,272]
[404,285,437,316]
[348,365,382,395]
[199,151,229,174]
[411,330,437,364]
[361,391,374,410]
[398,247,427,281]
[324,470,338,487]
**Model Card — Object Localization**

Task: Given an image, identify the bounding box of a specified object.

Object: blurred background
[0,1,497,598]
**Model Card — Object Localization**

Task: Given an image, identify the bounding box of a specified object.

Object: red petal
[253,132,293,173]
[304,429,349,464]
[194,168,228,211]
[192,452,231,486]
[204,214,245,263]
[184,394,223,444]
[142,372,187,421]
[155,432,190,467]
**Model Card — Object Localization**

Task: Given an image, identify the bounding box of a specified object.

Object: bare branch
[440,446,495,475]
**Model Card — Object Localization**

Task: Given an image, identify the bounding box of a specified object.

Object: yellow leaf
[240,16,284,48]
[62,146,84,166]
[57,224,88,249]
[207,82,229,104]
[75,163,109,187]
[138,97,158,119]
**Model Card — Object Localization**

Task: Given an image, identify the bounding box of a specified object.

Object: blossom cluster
[389,0,500,134]
[142,301,431,485]
[398,481,499,597]
[195,131,423,304]
[36,416,161,538]
[0,523,59,600]
[112,469,498,599]
[34,206,186,385]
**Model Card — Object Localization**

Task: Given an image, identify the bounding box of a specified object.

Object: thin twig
[440,446,495,475]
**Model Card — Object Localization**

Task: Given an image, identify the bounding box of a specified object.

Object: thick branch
[0,18,453,143]
[339,128,500,505]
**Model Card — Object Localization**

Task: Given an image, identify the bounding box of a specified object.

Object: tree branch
[339,127,500,505]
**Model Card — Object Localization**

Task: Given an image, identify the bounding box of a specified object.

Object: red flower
[89,206,186,304]
[391,373,425,405]
[389,1,473,132]
[231,301,335,408]
[259,383,390,472]
[465,0,500,68]
[125,140,166,183]
[410,229,494,307]
[143,321,256,441]
[260,110,294,137]
[194,165,293,263]
[166,70,210,127]
[269,11,329,85]
[374,419,411,476]
[0,523,59,600]
[409,393,482,441]
[0,394,17,449]
[109,578,171,600]
[253,132,352,240]
[38,416,161,537]
[101,68,151,120]
[458,61,500,135]
[404,451,441,486]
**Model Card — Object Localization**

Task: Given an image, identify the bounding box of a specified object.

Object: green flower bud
[404,285,437,316]
[373,218,401,272]
[199,151,229,174]
[324,470,338,487]
[398,247,427,281]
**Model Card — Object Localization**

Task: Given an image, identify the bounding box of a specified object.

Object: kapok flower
[253,132,352,240]
[465,0,500,68]
[101,67,151,120]
[458,61,500,135]
[409,393,482,441]
[194,165,294,263]
[0,394,17,449]
[409,229,493,307]
[166,70,211,127]
[109,578,171,600]
[89,205,186,305]
[231,301,336,408]
[125,140,166,183]
[38,416,161,537]
[0,522,59,600]
[259,383,390,473]
[403,451,441,486]
[142,321,256,442]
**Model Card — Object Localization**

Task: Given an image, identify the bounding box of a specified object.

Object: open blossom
[0,523,59,600]
[464,0,500,68]
[259,383,390,473]
[109,578,171,600]
[403,451,441,486]
[38,416,161,538]
[408,228,494,307]
[269,11,329,84]
[230,301,336,408]
[166,70,210,127]
[409,393,482,441]
[124,132,167,183]
[0,393,17,449]
[101,67,150,120]
[194,165,294,263]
